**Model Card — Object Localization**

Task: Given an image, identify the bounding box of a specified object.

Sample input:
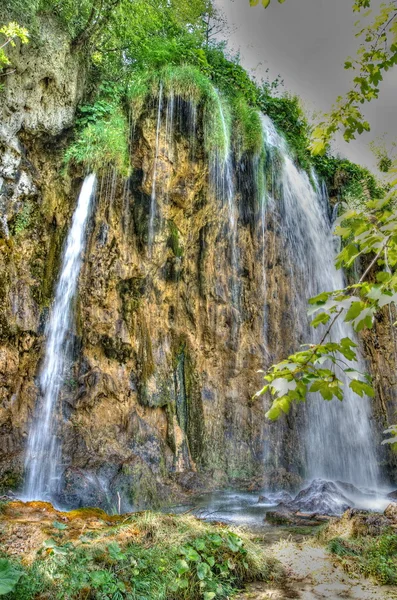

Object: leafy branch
[311,0,397,154]
[0,21,28,75]
[249,0,286,7]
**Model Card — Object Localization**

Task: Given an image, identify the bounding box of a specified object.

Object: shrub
[64,104,129,176]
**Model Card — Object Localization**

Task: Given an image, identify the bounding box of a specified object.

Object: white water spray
[261,116,379,487]
[23,174,96,501]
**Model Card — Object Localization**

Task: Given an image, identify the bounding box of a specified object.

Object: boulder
[290,479,351,515]
[384,502,397,523]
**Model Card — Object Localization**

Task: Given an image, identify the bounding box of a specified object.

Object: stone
[290,479,351,516]
[384,502,397,523]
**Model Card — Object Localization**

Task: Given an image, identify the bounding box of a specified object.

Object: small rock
[257,495,271,503]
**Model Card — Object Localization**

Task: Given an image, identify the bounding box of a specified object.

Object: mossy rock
[101,335,132,364]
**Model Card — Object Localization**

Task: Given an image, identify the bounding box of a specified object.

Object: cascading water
[211,93,240,321]
[23,174,96,501]
[148,82,163,256]
[261,115,379,488]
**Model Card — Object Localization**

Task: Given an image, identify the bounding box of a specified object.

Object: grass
[127,65,262,160]
[327,532,397,585]
[2,510,283,599]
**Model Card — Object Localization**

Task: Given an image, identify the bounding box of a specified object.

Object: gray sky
[215,0,397,172]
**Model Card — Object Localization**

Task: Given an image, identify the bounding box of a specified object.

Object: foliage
[3,512,278,600]
[64,102,129,175]
[0,21,28,91]
[205,47,260,104]
[0,560,21,596]
[232,95,264,156]
[310,0,397,154]
[328,532,397,584]
[249,0,287,8]
[312,154,386,204]
[10,202,33,236]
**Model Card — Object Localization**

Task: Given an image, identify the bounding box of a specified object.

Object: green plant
[328,532,397,585]
[11,202,33,235]
[232,95,263,156]
[3,512,279,600]
[0,21,29,92]
[0,559,22,596]
[64,104,129,176]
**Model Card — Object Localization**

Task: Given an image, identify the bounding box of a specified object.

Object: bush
[64,103,129,176]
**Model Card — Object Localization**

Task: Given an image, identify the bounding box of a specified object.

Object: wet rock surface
[286,479,352,515]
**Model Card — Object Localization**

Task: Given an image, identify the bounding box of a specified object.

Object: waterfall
[210,93,240,321]
[261,116,379,488]
[148,82,163,256]
[23,174,96,501]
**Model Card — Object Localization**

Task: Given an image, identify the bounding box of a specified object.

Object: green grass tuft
[327,532,397,585]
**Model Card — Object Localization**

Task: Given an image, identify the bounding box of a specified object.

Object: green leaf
[311,312,331,328]
[204,593,216,600]
[309,292,331,305]
[176,559,189,575]
[107,541,126,561]
[194,538,206,551]
[197,562,211,580]
[349,380,374,397]
[0,559,22,596]
[180,546,201,562]
[262,0,271,6]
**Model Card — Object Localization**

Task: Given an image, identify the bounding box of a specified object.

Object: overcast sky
[215,0,397,172]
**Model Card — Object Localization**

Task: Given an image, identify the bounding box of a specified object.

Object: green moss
[167,221,183,258]
[101,335,132,364]
[9,201,35,236]
[0,470,22,494]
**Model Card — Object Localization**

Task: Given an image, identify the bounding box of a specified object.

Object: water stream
[23,174,97,501]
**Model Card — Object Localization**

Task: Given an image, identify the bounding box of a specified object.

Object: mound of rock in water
[264,478,389,525]
[290,479,352,514]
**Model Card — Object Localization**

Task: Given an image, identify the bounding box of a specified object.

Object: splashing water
[261,115,379,488]
[23,174,96,501]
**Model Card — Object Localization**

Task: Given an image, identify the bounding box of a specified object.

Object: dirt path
[236,536,397,600]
